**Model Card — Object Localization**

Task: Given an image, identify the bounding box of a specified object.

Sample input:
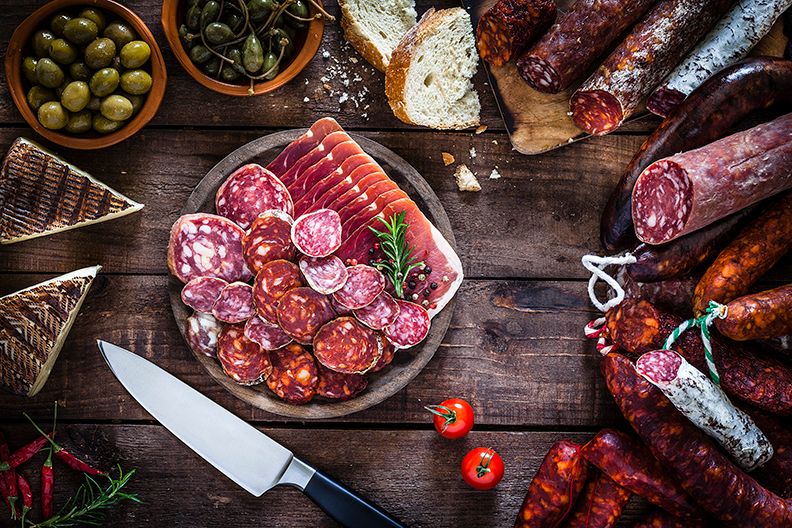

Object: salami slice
[476,0,556,67]
[276,287,335,344]
[383,300,430,349]
[181,276,228,313]
[329,294,354,316]
[632,113,792,244]
[167,213,251,284]
[265,343,319,404]
[217,324,272,385]
[371,334,396,373]
[313,317,382,374]
[211,282,256,324]
[242,210,296,273]
[354,292,400,330]
[299,255,349,294]
[332,265,386,310]
[243,316,292,350]
[316,364,368,401]
[215,164,293,229]
[253,260,304,324]
[185,311,224,358]
[291,209,342,257]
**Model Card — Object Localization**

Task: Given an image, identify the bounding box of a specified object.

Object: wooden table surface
[1,1,789,527]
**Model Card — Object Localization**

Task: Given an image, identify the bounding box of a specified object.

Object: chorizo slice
[313,317,381,374]
[242,210,296,273]
[370,334,396,373]
[217,325,272,386]
[476,0,556,67]
[253,259,304,324]
[215,163,293,230]
[181,276,228,313]
[316,364,368,401]
[716,284,792,341]
[265,343,318,405]
[276,287,335,345]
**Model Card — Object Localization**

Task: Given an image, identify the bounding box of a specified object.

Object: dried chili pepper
[0,432,19,519]
[16,473,32,523]
[41,447,54,520]
[0,436,50,471]
[24,413,107,477]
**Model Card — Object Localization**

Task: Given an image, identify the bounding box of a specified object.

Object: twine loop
[663,301,728,385]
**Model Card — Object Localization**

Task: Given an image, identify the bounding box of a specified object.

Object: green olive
[221,63,240,82]
[60,81,90,112]
[202,57,221,76]
[92,114,122,134]
[103,22,137,48]
[68,61,91,82]
[35,58,65,88]
[48,38,78,65]
[37,101,69,129]
[120,70,152,95]
[247,0,274,22]
[84,38,116,69]
[120,41,150,69]
[204,22,233,45]
[22,57,38,84]
[242,34,263,73]
[26,85,55,111]
[100,94,133,121]
[189,45,211,65]
[86,96,102,111]
[78,8,106,33]
[261,51,278,80]
[49,13,71,37]
[89,67,120,96]
[63,18,99,45]
[200,1,221,29]
[32,30,56,58]
[64,109,92,133]
[126,94,145,114]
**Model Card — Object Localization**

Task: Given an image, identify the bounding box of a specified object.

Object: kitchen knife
[97,340,405,528]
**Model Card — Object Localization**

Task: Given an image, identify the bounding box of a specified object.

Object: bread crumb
[303,97,310,103]
[475,125,487,134]
[492,140,498,145]
[442,152,455,166]
[469,147,477,159]
[454,164,481,192]
[489,168,501,180]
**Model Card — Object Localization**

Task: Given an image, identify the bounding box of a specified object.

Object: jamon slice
[0,138,143,245]
[279,131,352,188]
[341,188,409,240]
[294,153,372,216]
[0,266,100,396]
[337,181,402,225]
[318,171,391,214]
[309,163,383,213]
[266,117,343,178]
[288,140,367,203]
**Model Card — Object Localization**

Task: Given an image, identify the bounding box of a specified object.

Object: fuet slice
[0,138,143,245]
[0,266,101,396]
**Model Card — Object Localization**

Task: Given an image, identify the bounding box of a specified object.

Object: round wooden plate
[169,129,457,419]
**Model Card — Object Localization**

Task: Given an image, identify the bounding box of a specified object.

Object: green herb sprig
[368,211,424,298]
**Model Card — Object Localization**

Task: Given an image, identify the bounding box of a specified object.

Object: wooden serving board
[464,0,789,155]
[168,130,456,420]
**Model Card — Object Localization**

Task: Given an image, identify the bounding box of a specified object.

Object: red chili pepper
[0,432,20,519]
[16,473,32,512]
[41,447,54,520]
[24,413,107,476]
[0,436,50,471]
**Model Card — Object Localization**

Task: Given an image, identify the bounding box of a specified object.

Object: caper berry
[189,45,212,65]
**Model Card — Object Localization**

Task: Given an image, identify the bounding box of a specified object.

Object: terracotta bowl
[161,0,325,96]
[5,0,166,150]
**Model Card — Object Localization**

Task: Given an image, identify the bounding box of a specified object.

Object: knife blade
[97,340,405,528]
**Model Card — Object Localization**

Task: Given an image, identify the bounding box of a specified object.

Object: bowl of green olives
[162,0,328,96]
[5,0,166,149]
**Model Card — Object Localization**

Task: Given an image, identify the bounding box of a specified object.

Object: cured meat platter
[168,125,459,419]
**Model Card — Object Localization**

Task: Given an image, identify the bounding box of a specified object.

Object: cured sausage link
[632,509,707,528]
[561,469,631,528]
[599,57,792,252]
[716,284,792,341]
[601,352,792,527]
[476,0,556,67]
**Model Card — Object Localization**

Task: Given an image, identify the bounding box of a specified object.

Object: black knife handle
[303,469,406,528]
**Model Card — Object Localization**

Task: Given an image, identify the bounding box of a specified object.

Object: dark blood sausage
[252,259,304,324]
[600,57,792,252]
[632,113,792,245]
[383,300,431,349]
[217,325,272,386]
[215,164,293,230]
[181,276,228,313]
[298,255,348,295]
[211,282,256,324]
[243,316,292,350]
[291,209,342,258]
[316,364,368,401]
[580,429,699,516]
[332,264,386,310]
[570,0,732,136]
[167,213,251,284]
[313,317,381,374]
[601,352,792,527]
[516,0,656,93]
[354,292,400,330]
[185,312,224,358]
[475,0,557,67]
[561,469,631,528]
[276,287,335,345]
[693,192,792,316]
[716,284,792,341]
[242,210,296,273]
[632,509,707,528]
[513,440,589,528]
[371,334,396,373]
[265,343,318,404]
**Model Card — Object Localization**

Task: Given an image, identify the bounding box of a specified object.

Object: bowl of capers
[162,0,328,96]
[5,0,167,149]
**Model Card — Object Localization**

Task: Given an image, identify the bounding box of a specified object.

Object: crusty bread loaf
[339,0,417,72]
[385,8,481,130]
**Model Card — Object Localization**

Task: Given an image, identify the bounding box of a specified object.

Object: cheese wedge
[0,266,100,396]
[0,138,143,245]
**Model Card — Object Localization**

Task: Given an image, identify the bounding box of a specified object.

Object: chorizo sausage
[716,284,792,341]
[620,272,697,317]
[561,469,631,528]
[632,509,707,528]
[746,407,792,499]
[476,0,557,67]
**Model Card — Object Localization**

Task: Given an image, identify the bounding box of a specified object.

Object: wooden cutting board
[464,0,790,155]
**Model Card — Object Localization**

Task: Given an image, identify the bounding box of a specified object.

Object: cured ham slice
[287,140,367,203]
[337,180,402,225]
[341,188,409,240]
[320,171,392,214]
[309,164,384,213]
[278,131,352,188]
[266,117,343,178]
[293,154,372,216]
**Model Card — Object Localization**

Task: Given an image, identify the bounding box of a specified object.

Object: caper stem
[236,0,251,38]
[282,10,320,22]
[305,0,335,22]
[200,29,236,64]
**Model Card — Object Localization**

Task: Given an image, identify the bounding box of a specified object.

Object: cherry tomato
[461,447,504,490]
[425,398,474,439]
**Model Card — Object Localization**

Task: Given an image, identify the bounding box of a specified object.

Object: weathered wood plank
[0,274,622,427]
[1,424,651,527]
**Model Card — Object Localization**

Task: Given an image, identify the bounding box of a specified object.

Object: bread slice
[339,0,417,72]
[386,8,481,130]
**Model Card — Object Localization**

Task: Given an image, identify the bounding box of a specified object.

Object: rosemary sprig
[26,466,141,528]
[368,211,424,298]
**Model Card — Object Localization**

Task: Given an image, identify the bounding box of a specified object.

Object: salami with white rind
[383,300,430,349]
[211,282,256,323]
[215,164,293,229]
[313,317,382,374]
[217,324,272,385]
[291,209,343,257]
[635,349,774,471]
[181,276,228,313]
[243,316,292,350]
[354,292,400,330]
[185,312,223,358]
[167,213,251,284]
[299,256,349,294]
[242,210,296,273]
[332,265,386,310]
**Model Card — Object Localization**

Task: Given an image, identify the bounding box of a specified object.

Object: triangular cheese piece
[0,265,100,396]
[0,138,143,244]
